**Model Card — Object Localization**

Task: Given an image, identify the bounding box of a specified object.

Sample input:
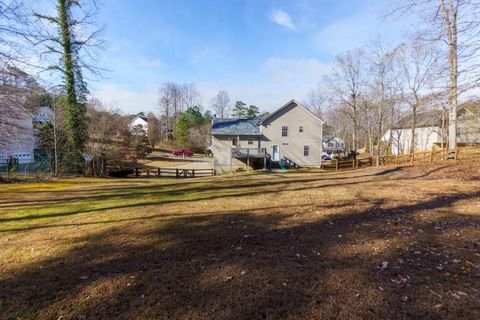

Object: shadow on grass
[1,164,466,228]
[0,174,399,225]
[1,191,479,319]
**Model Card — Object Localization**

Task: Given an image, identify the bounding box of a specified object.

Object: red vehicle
[172,148,193,157]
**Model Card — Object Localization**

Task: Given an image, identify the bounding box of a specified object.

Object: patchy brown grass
[0,161,479,319]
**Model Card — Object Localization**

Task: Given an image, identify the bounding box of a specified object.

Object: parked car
[321,153,331,161]
[172,149,193,157]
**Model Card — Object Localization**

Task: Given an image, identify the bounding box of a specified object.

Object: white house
[383,103,480,155]
[322,136,346,157]
[382,110,443,155]
[0,104,36,165]
[33,106,54,125]
[129,115,148,133]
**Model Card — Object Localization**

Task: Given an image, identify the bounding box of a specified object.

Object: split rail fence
[321,146,480,171]
[134,167,216,178]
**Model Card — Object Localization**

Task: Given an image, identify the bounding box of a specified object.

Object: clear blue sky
[91,0,410,114]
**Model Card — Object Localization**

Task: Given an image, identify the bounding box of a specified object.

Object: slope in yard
[0,162,479,319]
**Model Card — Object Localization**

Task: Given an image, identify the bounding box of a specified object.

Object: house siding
[0,107,35,165]
[212,135,262,174]
[457,108,480,145]
[261,102,323,167]
[211,101,323,173]
[383,127,442,155]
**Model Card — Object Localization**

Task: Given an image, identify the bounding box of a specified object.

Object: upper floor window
[304,145,309,157]
[299,125,304,133]
[281,126,288,137]
[247,139,254,145]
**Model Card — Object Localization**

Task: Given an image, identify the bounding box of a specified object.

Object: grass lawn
[0,162,479,319]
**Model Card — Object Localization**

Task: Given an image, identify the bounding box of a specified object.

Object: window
[304,145,309,157]
[232,137,237,146]
[299,125,304,133]
[281,126,288,137]
[247,139,254,145]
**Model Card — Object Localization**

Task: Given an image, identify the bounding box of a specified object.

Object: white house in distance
[128,115,148,133]
[210,100,324,174]
[0,104,36,165]
[382,110,443,155]
[33,106,54,125]
[382,102,480,155]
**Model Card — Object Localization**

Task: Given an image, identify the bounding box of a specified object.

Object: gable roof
[130,115,148,124]
[393,109,443,129]
[211,118,261,136]
[458,101,480,120]
[260,99,324,125]
[0,97,34,119]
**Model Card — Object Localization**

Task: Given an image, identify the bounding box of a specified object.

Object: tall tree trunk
[53,110,59,176]
[58,0,84,155]
[410,105,417,154]
[439,0,458,149]
[352,94,358,152]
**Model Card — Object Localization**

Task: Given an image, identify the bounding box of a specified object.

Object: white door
[272,145,280,161]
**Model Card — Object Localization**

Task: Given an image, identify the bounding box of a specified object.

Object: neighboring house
[382,110,444,155]
[0,104,35,165]
[322,136,345,157]
[382,102,480,155]
[457,102,480,146]
[211,100,324,174]
[33,106,53,125]
[129,115,148,133]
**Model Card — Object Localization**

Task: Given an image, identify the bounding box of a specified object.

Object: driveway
[162,156,213,170]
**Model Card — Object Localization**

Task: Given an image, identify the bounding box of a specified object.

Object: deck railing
[231,148,267,158]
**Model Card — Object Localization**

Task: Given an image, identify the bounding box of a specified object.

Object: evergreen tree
[175,106,204,144]
[232,101,247,118]
[246,105,260,119]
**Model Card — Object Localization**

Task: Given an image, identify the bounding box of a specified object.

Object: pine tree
[232,101,247,118]
[246,105,260,119]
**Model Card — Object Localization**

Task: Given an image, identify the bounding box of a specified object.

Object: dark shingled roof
[211,118,261,136]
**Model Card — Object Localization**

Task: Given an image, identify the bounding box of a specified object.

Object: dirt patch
[384,159,480,181]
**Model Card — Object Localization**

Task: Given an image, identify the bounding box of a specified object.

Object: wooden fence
[134,167,216,178]
[321,157,373,171]
[321,146,480,171]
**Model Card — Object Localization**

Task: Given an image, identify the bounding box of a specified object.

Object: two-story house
[211,100,324,174]
[0,103,36,165]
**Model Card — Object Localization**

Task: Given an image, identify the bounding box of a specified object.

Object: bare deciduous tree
[392,0,480,149]
[398,39,441,152]
[329,48,366,152]
[211,90,230,119]
[147,112,161,150]
[365,39,402,165]
[37,95,69,176]
[0,0,30,67]
[182,83,201,111]
[86,98,127,175]
[304,84,331,119]
[158,81,202,139]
